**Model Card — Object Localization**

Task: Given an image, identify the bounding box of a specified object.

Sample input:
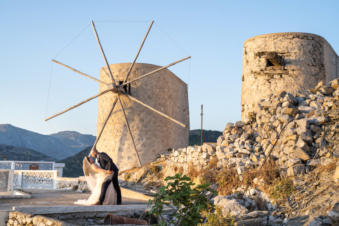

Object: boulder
[328,202,339,225]
[213,195,249,217]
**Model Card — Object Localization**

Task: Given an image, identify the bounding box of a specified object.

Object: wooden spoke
[124,20,154,83]
[92,97,118,149]
[51,59,109,85]
[118,95,142,167]
[45,88,112,121]
[122,56,191,86]
[126,94,186,128]
[91,20,116,84]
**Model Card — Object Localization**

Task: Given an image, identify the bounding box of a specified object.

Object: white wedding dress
[74,157,117,205]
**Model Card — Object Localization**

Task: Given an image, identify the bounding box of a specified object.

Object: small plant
[201,208,236,226]
[269,177,294,200]
[216,168,240,195]
[148,174,216,226]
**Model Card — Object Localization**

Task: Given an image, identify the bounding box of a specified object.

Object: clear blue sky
[1,0,338,135]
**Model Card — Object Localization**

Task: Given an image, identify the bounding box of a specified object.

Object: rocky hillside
[0,124,95,159]
[121,79,339,225]
[0,144,55,161]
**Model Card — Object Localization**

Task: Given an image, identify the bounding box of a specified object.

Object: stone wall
[97,63,189,171]
[7,212,65,226]
[6,205,150,226]
[241,32,339,122]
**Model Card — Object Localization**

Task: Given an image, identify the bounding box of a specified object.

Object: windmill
[45,20,190,170]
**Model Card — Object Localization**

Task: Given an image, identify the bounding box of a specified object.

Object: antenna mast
[200,104,203,145]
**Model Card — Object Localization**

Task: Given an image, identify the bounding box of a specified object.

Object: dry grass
[187,163,200,178]
[257,158,280,185]
[208,156,219,170]
[215,158,281,195]
[123,172,131,181]
[173,165,184,174]
[315,159,337,173]
[176,158,283,196]
[149,164,162,174]
[201,169,218,185]
[269,177,294,200]
[216,168,240,195]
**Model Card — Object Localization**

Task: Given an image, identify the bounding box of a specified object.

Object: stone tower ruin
[241,32,339,121]
[96,63,189,171]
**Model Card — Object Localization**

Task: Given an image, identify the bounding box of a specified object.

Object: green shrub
[148,173,216,226]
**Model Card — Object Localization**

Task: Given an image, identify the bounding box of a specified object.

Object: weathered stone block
[287,164,305,177]
[292,147,310,161]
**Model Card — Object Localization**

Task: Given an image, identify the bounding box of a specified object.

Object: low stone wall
[6,205,150,226]
[56,177,87,191]
[7,212,66,226]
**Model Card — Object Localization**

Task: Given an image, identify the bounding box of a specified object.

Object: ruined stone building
[241,32,339,121]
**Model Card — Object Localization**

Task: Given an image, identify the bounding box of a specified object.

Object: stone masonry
[97,63,189,171]
[241,32,339,122]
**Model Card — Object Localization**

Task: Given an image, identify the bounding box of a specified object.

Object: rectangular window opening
[119,81,131,94]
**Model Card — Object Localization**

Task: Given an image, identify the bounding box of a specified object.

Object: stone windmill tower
[241,32,339,122]
[46,21,190,171]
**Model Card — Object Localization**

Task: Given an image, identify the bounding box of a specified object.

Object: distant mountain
[50,131,95,150]
[0,124,95,160]
[189,129,222,146]
[0,144,55,161]
[60,146,91,177]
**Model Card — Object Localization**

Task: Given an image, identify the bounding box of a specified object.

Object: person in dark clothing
[89,147,122,205]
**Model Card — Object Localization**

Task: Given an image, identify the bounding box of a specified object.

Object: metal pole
[201,104,203,145]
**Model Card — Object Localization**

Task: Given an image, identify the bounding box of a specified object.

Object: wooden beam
[122,56,191,86]
[91,20,116,84]
[126,94,186,128]
[93,97,118,149]
[124,20,154,83]
[45,88,112,121]
[51,59,109,85]
[118,95,142,167]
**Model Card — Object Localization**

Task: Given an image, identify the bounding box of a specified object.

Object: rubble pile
[156,79,339,178]
[121,79,339,225]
